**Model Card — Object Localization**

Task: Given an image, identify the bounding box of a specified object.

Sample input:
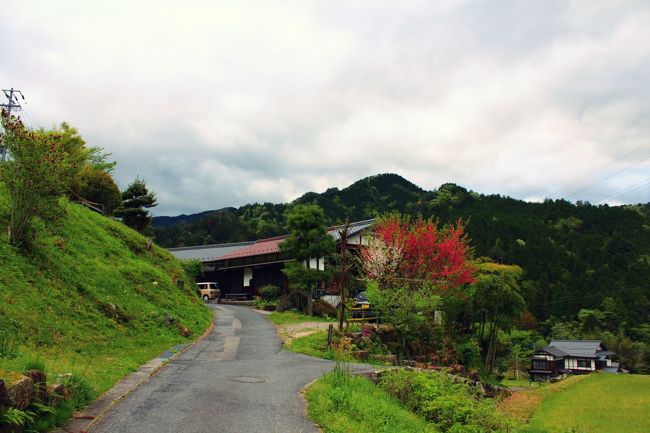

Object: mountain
[152,173,650,325]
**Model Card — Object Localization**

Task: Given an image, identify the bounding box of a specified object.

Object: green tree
[76,168,122,214]
[0,113,74,249]
[280,204,335,315]
[115,178,157,235]
[471,262,525,374]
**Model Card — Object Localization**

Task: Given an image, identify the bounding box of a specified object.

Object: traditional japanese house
[529,340,617,381]
[169,219,373,299]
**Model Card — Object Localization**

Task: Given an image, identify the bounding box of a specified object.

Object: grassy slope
[0,198,211,394]
[306,370,436,433]
[528,374,650,433]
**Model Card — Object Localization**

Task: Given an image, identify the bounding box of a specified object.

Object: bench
[225,293,249,301]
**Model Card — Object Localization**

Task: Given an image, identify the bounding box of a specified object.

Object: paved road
[91,305,358,433]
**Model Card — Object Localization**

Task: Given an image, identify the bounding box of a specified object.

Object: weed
[24,357,46,372]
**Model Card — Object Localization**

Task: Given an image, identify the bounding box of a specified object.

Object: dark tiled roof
[548,340,608,358]
[170,219,376,262]
[169,241,254,262]
[328,219,375,241]
[539,346,568,358]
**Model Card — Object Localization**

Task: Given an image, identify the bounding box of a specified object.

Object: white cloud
[1,0,648,215]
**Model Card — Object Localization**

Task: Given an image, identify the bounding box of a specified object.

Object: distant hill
[153,208,237,227]
[152,173,650,324]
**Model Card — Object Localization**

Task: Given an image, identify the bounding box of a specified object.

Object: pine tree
[115,178,157,235]
[280,204,335,315]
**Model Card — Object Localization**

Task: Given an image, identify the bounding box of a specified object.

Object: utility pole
[0,88,25,161]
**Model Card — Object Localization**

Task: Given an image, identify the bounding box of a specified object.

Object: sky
[1,0,649,216]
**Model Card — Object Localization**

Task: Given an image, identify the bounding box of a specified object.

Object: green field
[528,374,650,433]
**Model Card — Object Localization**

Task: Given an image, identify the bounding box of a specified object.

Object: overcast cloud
[1,0,649,215]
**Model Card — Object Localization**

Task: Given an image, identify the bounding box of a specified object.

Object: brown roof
[218,236,288,260]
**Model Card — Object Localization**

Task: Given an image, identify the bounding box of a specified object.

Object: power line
[598,178,650,204]
[0,87,26,162]
[564,152,650,200]
[550,141,650,198]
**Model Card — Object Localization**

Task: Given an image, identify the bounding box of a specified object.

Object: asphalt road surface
[91,305,356,433]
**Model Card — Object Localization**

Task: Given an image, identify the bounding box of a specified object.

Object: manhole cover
[231,376,265,383]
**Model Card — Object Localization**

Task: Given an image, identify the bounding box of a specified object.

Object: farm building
[169,219,373,299]
[529,340,621,381]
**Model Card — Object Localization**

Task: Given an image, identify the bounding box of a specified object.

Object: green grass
[500,378,540,389]
[286,331,339,360]
[528,374,650,433]
[0,197,211,398]
[267,311,335,325]
[306,367,437,433]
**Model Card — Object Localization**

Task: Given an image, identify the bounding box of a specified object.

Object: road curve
[91,305,342,433]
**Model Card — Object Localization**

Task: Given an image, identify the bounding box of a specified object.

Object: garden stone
[376,324,396,342]
[372,354,397,366]
[26,369,48,402]
[7,375,34,410]
[177,322,192,337]
[351,350,369,361]
[0,379,8,407]
[49,383,67,404]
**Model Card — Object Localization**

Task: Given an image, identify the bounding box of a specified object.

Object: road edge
[55,307,217,433]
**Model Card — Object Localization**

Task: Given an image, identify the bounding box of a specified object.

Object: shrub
[182,260,203,283]
[459,339,482,370]
[313,299,337,317]
[277,289,308,313]
[252,297,277,311]
[378,369,505,432]
[259,285,281,300]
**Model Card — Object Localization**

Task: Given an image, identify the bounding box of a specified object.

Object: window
[577,359,591,368]
[532,359,547,370]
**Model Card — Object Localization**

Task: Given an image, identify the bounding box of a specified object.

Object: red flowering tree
[361,215,475,354]
[362,215,475,297]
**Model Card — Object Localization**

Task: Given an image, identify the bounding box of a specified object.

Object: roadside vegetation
[0,113,210,431]
[0,200,211,430]
[306,367,436,433]
[267,311,334,325]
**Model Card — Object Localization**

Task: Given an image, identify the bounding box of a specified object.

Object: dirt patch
[277,322,332,345]
[497,390,542,422]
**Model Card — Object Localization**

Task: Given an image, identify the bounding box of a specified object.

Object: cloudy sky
[1,0,649,215]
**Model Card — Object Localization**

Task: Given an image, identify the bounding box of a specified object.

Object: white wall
[243,267,253,287]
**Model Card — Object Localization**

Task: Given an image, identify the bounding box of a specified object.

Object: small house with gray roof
[529,340,618,381]
[169,219,374,299]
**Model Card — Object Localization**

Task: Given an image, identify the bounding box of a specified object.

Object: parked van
[197,282,221,302]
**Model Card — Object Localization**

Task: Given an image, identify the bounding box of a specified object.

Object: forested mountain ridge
[153,173,650,326]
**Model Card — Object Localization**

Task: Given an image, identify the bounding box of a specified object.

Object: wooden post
[327,324,333,349]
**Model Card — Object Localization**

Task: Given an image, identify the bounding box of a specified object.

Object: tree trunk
[307,289,313,316]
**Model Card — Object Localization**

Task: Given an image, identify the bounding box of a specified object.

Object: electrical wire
[551,142,650,197]
[563,152,650,200]
[598,178,650,204]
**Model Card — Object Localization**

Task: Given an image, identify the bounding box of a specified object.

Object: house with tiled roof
[169,219,374,298]
[529,340,620,381]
